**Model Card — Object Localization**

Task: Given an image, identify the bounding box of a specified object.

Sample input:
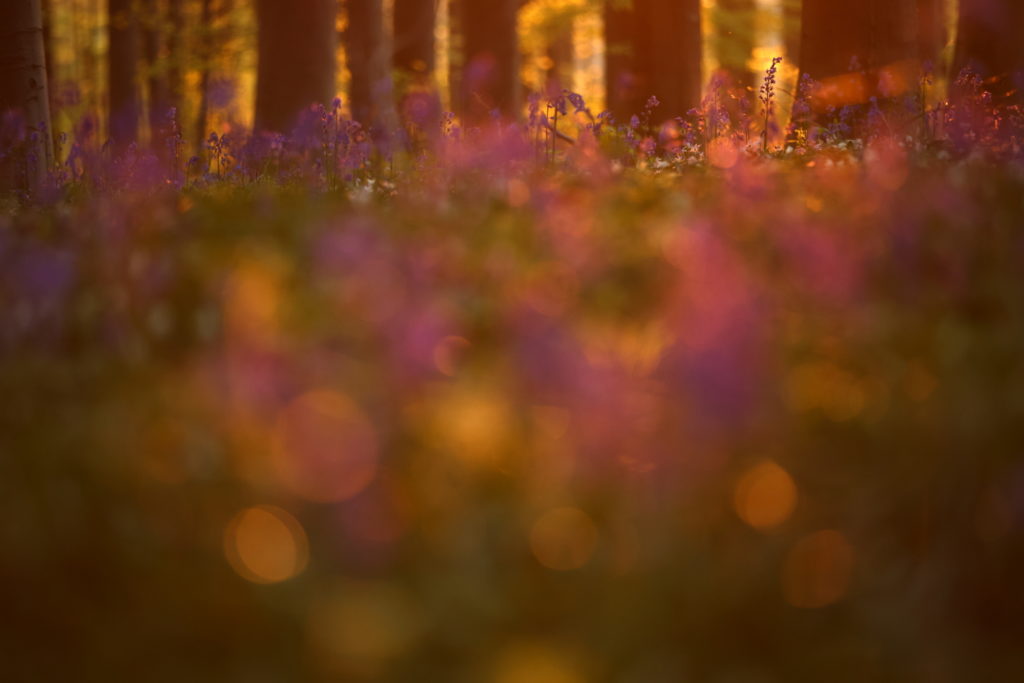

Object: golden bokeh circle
[529,507,599,571]
[271,390,379,502]
[224,505,309,584]
[733,460,798,530]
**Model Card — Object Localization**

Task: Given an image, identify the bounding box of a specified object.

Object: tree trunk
[460,0,519,121]
[166,0,185,131]
[255,0,337,134]
[346,0,397,133]
[41,0,56,123]
[108,0,140,148]
[799,0,917,80]
[142,0,169,147]
[917,0,947,68]
[194,0,215,148]
[394,0,436,86]
[604,0,639,123]
[797,0,918,127]
[0,0,54,194]
[713,0,756,91]
[605,0,701,122]
[393,0,440,140]
[954,0,1024,103]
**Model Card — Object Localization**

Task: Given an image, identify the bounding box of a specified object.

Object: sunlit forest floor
[3,100,1024,681]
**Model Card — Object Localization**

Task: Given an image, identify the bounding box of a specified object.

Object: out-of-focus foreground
[3,116,1024,680]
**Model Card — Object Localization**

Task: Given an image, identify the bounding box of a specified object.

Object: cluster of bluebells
[2,63,1024,204]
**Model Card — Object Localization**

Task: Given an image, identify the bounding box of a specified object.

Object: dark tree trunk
[795,0,919,138]
[797,0,918,132]
[604,0,639,123]
[604,0,701,122]
[917,0,947,68]
[713,0,756,90]
[460,0,519,121]
[142,0,168,146]
[393,0,440,140]
[954,0,1024,103]
[194,0,215,148]
[41,0,56,122]
[166,0,185,129]
[394,0,436,85]
[255,0,337,133]
[640,0,701,119]
[108,0,140,148]
[799,0,917,81]
[0,0,53,194]
[346,0,396,132]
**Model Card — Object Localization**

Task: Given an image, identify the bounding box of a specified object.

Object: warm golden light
[734,460,798,530]
[223,250,287,347]
[782,529,855,608]
[811,73,870,111]
[708,137,740,169]
[785,361,867,422]
[224,505,309,584]
[529,507,599,571]
[431,384,514,467]
[493,642,586,683]
[272,390,379,502]
[308,580,420,675]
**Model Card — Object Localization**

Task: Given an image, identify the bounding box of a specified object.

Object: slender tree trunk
[713,0,756,91]
[605,0,640,123]
[41,0,56,121]
[393,0,440,139]
[194,0,214,148]
[917,0,947,69]
[0,0,54,194]
[346,0,397,133]
[460,0,519,121]
[954,0,1024,103]
[255,0,336,133]
[141,0,166,147]
[108,0,140,148]
[394,0,436,86]
[166,0,184,130]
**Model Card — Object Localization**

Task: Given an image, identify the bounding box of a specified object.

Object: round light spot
[529,507,598,571]
[432,335,471,376]
[223,252,285,346]
[308,580,420,675]
[493,642,585,683]
[432,386,513,467]
[272,390,378,502]
[734,460,798,530]
[782,529,855,608]
[708,137,739,169]
[224,505,309,584]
